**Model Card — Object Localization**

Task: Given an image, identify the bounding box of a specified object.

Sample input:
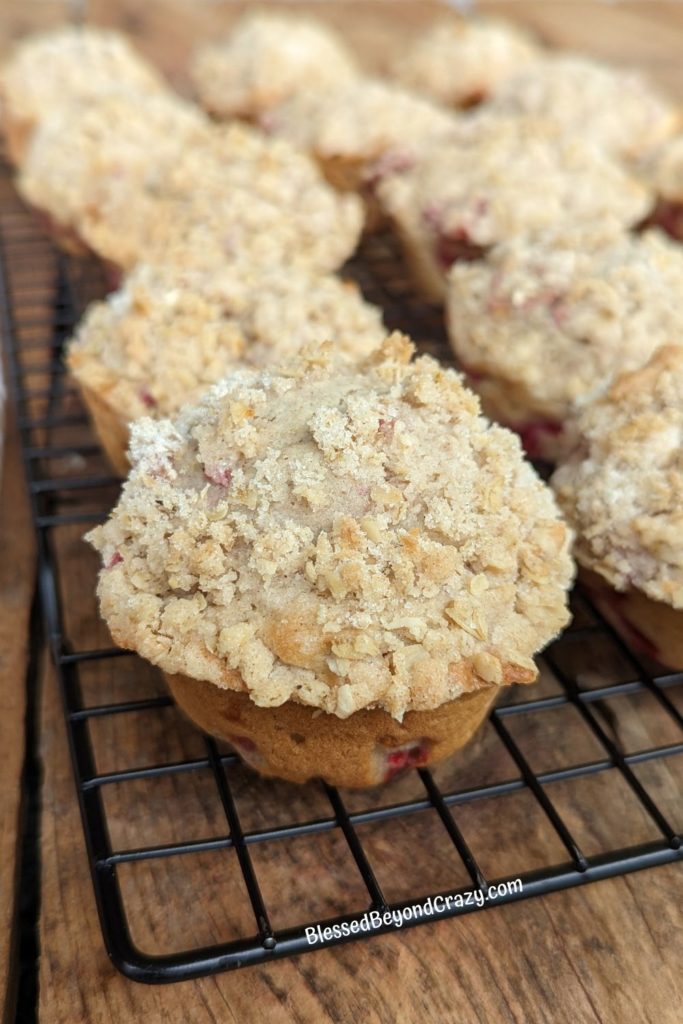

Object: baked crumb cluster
[88,337,574,720]
[552,346,683,609]
[0,26,166,161]
[67,262,385,421]
[392,17,540,107]
[446,228,683,421]
[489,54,679,160]
[190,10,358,119]
[262,78,455,173]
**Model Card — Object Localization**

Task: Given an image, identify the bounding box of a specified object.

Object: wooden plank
[37,643,683,1024]
[0,406,36,1023]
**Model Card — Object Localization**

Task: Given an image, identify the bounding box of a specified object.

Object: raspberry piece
[205,465,233,487]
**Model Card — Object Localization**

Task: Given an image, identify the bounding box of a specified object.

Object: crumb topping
[88,336,574,720]
[489,53,679,159]
[446,227,683,420]
[190,11,358,119]
[67,262,386,420]
[392,17,540,107]
[263,77,456,172]
[552,345,683,608]
[0,26,166,135]
[378,114,651,256]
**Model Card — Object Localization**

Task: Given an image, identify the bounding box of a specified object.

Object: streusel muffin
[190,10,358,120]
[552,346,683,669]
[0,26,167,165]
[378,114,652,301]
[641,134,683,241]
[17,90,209,262]
[489,54,679,161]
[262,78,455,227]
[392,16,540,108]
[446,227,683,459]
[67,262,385,475]
[87,335,574,787]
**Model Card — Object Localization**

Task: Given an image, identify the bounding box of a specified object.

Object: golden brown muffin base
[580,568,683,670]
[2,111,33,166]
[317,154,385,233]
[388,216,446,303]
[165,671,498,787]
[77,382,130,477]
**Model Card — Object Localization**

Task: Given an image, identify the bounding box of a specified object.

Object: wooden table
[1,3,682,1022]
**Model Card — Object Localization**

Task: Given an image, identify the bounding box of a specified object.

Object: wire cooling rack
[1,164,682,985]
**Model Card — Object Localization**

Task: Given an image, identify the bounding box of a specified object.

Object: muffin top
[446,228,683,421]
[392,16,540,108]
[489,54,679,160]
[88,336,574,721]
[190,11,358,119]
[377,114,652,251]
[67,262,385,421]
[82,122,364,272]
[263,77,455,171]
[17,90,209,255]
[0,26,166,143]
[552,345,683,608]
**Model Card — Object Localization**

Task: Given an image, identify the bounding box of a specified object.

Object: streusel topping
[17,90,209,261]
[82,122,364,272]
[67,262,385,420]
[392,17,540,107]
[88,336,574,720]
[552,345,683,608]
[378,114,651,252]
[263,77,456,172]
[489,54,679,160]
[0,26,166,140]
[446,228,683,420]
[191,11,358,119]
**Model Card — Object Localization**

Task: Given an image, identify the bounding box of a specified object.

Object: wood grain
[0,1,681,1022]
[0,406,36,1023]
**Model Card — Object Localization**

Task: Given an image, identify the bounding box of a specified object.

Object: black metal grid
[1,165,682,985]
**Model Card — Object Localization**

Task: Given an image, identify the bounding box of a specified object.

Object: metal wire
[1,168,681,985]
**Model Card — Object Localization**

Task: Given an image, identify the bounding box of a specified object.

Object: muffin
[446,227,683,460]
[392,16,540,108]
[87,335,574,787]
[641,134,683,241]
[16,90,209,262]
[67,262,386,475]
[262,78,455,228]
[378,114,652,301]
[552,345,683,670]
[488,53,680,161]
[19,113,363,274]
[190,10,358,120]
[0,26,167,165]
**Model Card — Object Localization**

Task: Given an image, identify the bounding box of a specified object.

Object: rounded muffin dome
[88,335,574,720]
